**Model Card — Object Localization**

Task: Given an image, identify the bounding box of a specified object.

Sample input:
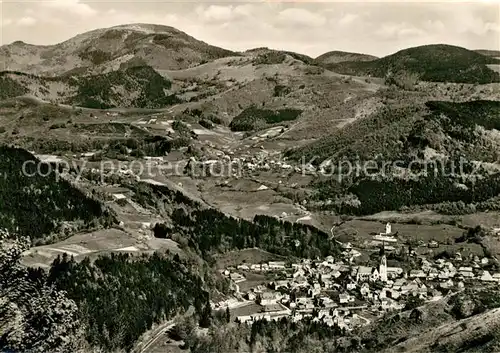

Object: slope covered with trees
[0,230,83,353]
[287,100,500,163]
[47,252,212,352]
[187,317,346,353]
[287,100,500,215]
[171,208,340,260]
[0,74,28,100]
[229,106,302,131]
[0,65,181,109]
[70,65,181,109]
[0,146,115,243]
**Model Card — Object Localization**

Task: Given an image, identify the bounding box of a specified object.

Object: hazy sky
[1,0,499,57]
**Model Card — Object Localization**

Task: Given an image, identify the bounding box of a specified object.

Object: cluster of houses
[219,224,499,330]
[185,143,316,177]
[408,257,500,285]
[220,257,374,329]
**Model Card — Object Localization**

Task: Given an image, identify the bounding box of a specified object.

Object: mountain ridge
[4,24,497,83]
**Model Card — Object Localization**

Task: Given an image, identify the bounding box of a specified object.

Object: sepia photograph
[0,0,499,352]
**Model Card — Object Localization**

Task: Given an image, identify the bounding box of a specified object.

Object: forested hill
[285,99,500,216]
[171,208,340,260]
[0,146,115,243]
[120,175,341,260]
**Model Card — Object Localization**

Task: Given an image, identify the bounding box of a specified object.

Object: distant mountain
[0,23,237,76]
[314,50,377,65]
[325,44,500,84]
[0,65,181,109]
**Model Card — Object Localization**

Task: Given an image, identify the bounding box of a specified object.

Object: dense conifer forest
[229,106,303,131]
[48,253,212,351]
[171,208,340,259]
[186,317,348,353]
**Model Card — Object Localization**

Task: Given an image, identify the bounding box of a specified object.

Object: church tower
[379,254,388,282]
[385,222,391,235]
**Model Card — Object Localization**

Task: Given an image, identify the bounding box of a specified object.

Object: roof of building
[357,266,374,275]
[263,304,284,312]
[387,267,403,273]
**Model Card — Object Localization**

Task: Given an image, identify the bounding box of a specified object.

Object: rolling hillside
[0,23,237,76]
[475,49,500,57]
[245,47,315,65]
[286,99,500,163]
[314,50,377,65]
[326,44,500,84]
[0,65,180,109]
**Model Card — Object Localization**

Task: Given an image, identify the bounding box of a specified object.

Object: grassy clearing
[335,219,464,244]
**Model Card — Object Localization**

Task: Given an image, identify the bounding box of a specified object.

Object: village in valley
[214,222,500,330]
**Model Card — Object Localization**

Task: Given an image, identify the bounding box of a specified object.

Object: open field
[238,272,273,293]
[361,210,500,228]
[229,303,264,319]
